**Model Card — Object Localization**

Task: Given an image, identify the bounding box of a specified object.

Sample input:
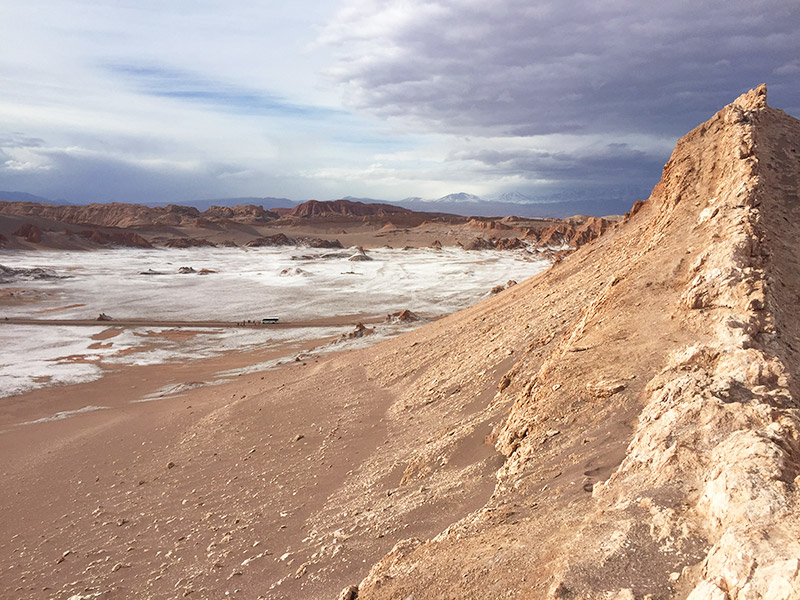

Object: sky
[0,0,798,211]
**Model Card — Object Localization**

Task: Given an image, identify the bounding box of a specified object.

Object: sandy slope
[1,85,798,600]
[350,86,800,599]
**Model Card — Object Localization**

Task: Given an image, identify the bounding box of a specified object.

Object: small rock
[586,379,626,399]
[337,585,359,600]
[167,461,176,469]
[546,429,560,438]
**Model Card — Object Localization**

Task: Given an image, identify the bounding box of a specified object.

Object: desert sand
[2,85,800,600]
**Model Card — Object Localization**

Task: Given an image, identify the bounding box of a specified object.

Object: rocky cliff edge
[350,85,800,599]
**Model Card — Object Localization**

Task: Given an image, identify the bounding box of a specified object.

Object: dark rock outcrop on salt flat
[163,237,217,248]
[0,264,65,283]
[300,238,343,249]
[464,236,526,250]
[77,229,153,248]
[201,204,279,222]
[348,247,373,261]
[386,309,423,323]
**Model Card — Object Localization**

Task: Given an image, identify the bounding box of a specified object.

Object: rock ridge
[350,84,800,599]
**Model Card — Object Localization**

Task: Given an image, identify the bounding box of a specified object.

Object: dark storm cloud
[0,148,251,205]
[325,0,800,138]
[452,142,665,186]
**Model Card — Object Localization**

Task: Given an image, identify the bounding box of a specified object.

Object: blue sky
[1,0,798,209]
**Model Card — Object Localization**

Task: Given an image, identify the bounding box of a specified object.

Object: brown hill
[288,199,412,218]
[0,202,200,228]
[201,204,279,222]
[0,201,278,228]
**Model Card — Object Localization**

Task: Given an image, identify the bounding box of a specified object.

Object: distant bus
[261,317,280,324]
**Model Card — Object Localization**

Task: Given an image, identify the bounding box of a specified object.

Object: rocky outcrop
[352,85,800,599]
[0,264,63,283]
[77,229,153,248]
[342,322,375,339]
[386,309,423,323]
[464,236,526,250]
[163,237,217,248]
[288,199,411,218]
[245,233,295,247]
[464,237,495,250]
[533,215,614,247]
[349,247,373,261]
[300,238,343,249]
[0,201,279,228]
[494,237,526,250]
[490,279,518,295]
[467,218,513,231]
[13,222,42,243]
[201,205,279,222]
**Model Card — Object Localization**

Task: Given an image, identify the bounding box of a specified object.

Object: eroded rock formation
[351,85,800,599]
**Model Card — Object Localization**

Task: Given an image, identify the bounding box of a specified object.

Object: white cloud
[0,0,798,209]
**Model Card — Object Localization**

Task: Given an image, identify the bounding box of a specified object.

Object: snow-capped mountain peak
[489,191,534,204]
[434,192,483,203]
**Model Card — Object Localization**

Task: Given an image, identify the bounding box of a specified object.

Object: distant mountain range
[0,191,60,204]
[344,192,633,217]
[0,190,635,218]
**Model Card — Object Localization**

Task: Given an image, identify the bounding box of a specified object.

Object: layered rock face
[351,85,800,598]
[0,202,278,228]
[288,199,412,218]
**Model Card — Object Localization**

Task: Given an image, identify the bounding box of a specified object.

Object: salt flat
[0,245,548,397]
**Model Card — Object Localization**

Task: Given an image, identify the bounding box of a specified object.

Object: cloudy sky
[1,0,798,211]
